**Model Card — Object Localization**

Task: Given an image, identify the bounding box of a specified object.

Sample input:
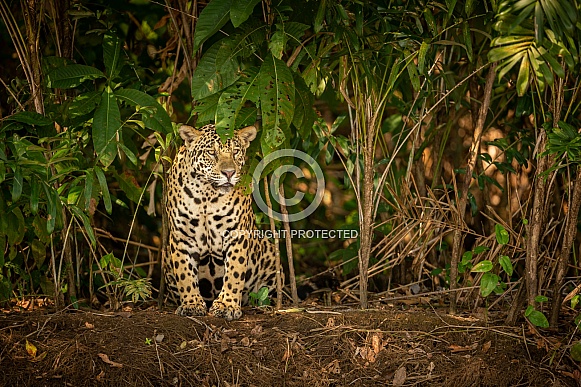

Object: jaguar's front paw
[175,301,207,317]
[209,300,242,321]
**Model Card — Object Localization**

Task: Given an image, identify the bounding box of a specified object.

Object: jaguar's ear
[237,125,257,148]
[179,125,203,145]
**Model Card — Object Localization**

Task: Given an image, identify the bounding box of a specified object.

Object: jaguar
[163,124,278,320]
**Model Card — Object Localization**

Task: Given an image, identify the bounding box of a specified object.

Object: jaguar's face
[180,124,257,193]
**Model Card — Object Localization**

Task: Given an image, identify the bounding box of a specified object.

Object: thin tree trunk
[264,177,283,310]
[550,167,581,327]
[279,183,298,306]
[449,63,496,314]
[358,97,376,310]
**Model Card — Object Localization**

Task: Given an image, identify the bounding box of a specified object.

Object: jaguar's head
[179,124,257,193]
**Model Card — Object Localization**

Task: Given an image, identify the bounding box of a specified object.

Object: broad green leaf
[471,260,493,272]
[495,223,509,245]
[11,166,23,202]
[68,91,101,117]
[194,94,220,124]
[113,171,142,204]
[118,142,138,166]
[499,255,513,276]
[191,39,240,100]
[268,30,287,59]
[94,166,112,214]
[526,309,549,328]
[215,67,260,137]
[473,245,490,254]
[291,73,316,139]
[93,88,121,167]
[571,342,581,362]
[516,50,530,96]
[193,0,232,51]
[480,272,499,297]
[115,89,172,133]
[6,207,25,245]
[47,64,105,89]
[230,0,261,27]
[258,54,295,155]
[6,111,53,126]
[103,32,123,78]
[535,295,548,303]
[31,240,46,268]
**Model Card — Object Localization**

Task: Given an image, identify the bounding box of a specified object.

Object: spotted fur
[164,124,278,320]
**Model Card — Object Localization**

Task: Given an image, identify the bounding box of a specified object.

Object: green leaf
[258,54,295,155]
[6,111,53,126]
[94,166,112,214]
[268,30,287,59]
[230,0,261,27]
[115,89,172,133]
[93,88,121,167]
[292,73,316,139]
[68,91,101,117]
[571,295,580,309]
[11,166,23,202]
[191,39,240,100]
[113,171,142,204]
[406,54,421,92]
[495,223,509,245]
[471,260,493,273]
[103,32,123,78]
[499,255,513,276]
[84,170,94,213]
[535,295,548,303]
[30,179,40,214]
[417,41,429,74]
[462,22,473,62]
[193,0,232,51]
[480,272,500,297]
[516,53,530,96]
[70,205,96,247]
[47,64,105,89]
[473,245,490,254]
[571,342,581,362]
[526,310,549,328]
[215,67,260,137]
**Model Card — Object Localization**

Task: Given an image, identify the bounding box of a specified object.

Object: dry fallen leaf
[155,334,165,343]
[240,336,251,347]
[371,333,383,354]
[85,322,95,329]
[25,340,37,358]
[179,341,187,350]
[98,353,123,368]
[393,366,407,386]
[482,340,492,353]
[220,336,229,353]
[250,324,263,335]
[325,359,341,374]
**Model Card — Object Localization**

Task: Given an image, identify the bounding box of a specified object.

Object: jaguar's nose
[222,169,235,180]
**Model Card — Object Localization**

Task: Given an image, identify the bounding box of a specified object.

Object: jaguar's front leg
[209,237,247,321]
[170,239,207,316]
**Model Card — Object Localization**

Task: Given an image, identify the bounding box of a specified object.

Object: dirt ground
[0,301,579,387]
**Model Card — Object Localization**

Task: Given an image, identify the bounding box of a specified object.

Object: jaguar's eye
[208,149,216,156]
